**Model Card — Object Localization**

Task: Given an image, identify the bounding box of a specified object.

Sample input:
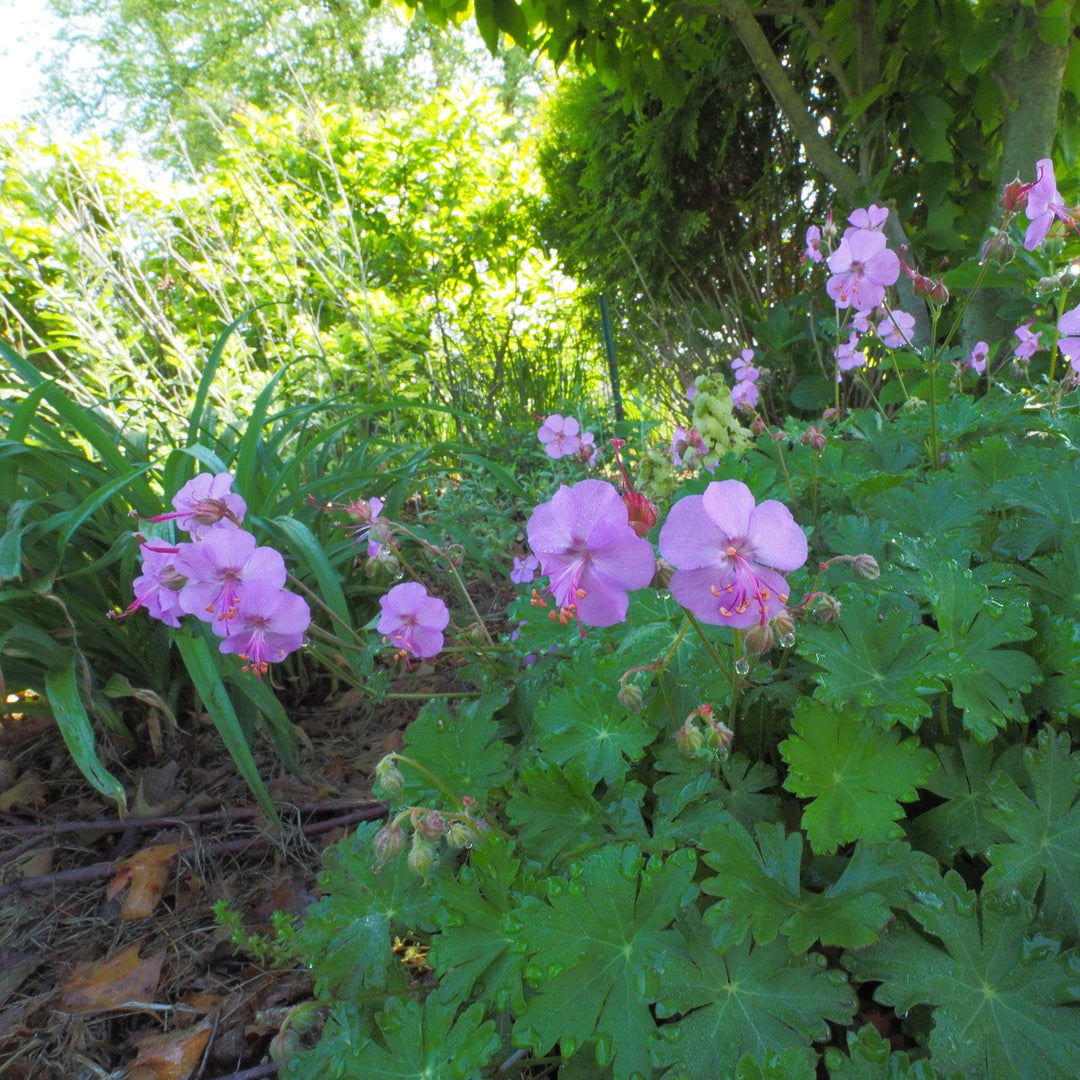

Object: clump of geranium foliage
[272,163,1080,1080]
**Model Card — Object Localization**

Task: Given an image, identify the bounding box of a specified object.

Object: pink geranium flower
[659,480,807,628]
[730,379,760,410]
[174,528,287,631]
[969,341,989,375]
[835,331,867,377]
[803,225,823,264]
[510,554,539,584]
[731,348,760,383]
[527,479,655,627]
[111,543,186,627]
[1057,303,1080,372]
[671,425,707,468]
[577,431,598,466]
[846,204,889,232]
[1013,322,1044,361]
[1024,159,1078,251]
[876,310,915,348]
[826,229,900,310]
[216,585,311,676]
[378,582,450,659]
[537,414,581,459]
[136,472,246,540]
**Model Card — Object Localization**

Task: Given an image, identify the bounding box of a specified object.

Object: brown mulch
[0,684,416,1080]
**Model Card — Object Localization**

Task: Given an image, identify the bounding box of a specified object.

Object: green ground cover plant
[251,170,1080,1079]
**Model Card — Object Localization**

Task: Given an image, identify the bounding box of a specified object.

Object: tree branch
[714,0,861,202]
[755,2,856,104]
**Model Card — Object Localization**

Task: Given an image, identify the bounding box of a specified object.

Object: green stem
[888,350,911,402]
[385,691,482,700]
[683,610,733,682]
[1049,284,1070,386]
[656,669,679,728]
[287,572,367,646]
[389,753,464,808]
[664,617,692,668]
[834,308,843,414]
[394,524,497,649]
[939,257,992,357]
[729,629,743,729]
[926,304,943,468]
[773,434,797,505]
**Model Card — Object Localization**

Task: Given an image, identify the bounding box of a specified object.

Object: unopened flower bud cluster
[372,755,489,878]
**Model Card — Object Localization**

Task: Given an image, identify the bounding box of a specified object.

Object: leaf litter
[0,686,410,1079]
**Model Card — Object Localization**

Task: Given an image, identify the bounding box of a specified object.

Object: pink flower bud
[618,681,644,713]
[372,822,405,866]
[705,719,734,754]
[999,177,1029,212]
[743,622,775,654]
[446,821,474,849]
[814,594,843,623]
[624,489,658,538]
[980,231,1016,267]
[414,810,447,843]
[771,608,795,638]
[651,557,675,590]
[852,554,881,581]
[800,425,827,452]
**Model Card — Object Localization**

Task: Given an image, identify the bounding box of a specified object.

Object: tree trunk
[962,2,1073,350]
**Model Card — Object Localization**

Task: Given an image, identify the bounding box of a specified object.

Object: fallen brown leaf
[128,1021,213,1080]
[9,847,53,880]
[0,771,47,812]
[60,941,165,1012]
[106,842,185,920]
[131,760,185,817]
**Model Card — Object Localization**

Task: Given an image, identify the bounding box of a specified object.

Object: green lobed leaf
[780,700,938,855]
[653,911,856,1080]
[429,835,533,1013]
[297,822,439,999]
[847,869,1080,1080]
[907,741,1011,861]
[798,602,945,731]
[701,821,936,953]
[924,563,1041,741]
[823,1024,942,1079]
[349,995,500,1080]
[652,749,781,850]
[535,663,656,785]
[506,759,618,866]
[513,845,699,1079]
[400,690,513,806]
[983,728,1080,940]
